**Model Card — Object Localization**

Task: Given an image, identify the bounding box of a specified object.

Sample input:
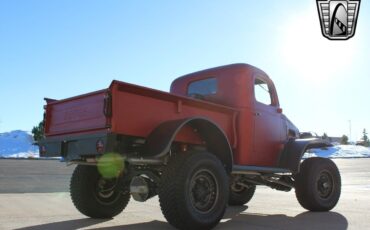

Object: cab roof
[171,63,269,90]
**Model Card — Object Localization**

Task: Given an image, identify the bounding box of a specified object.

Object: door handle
[254,112,261,116]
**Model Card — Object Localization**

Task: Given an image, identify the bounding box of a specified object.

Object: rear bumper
[38,133,119,161]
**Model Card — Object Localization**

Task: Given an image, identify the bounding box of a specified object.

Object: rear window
[187,78,217,96]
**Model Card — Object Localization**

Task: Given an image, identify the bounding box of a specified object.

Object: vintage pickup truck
[40,63,341,230]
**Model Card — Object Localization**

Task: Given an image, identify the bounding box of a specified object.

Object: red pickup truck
[40,63,341,230]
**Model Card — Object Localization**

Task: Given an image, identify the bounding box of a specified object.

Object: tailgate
[44,89,110,136]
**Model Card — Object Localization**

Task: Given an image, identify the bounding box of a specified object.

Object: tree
[32,121,44,142]
[340,135,348,145]
[322,132,328,140]
[362,129,370,147]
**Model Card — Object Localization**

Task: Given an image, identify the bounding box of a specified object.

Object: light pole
[348,120,352,143]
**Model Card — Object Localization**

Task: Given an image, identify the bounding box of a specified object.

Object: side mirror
[277,108,283,114]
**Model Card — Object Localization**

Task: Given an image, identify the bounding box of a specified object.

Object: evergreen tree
[340,135,348,145]
[322,132,328,140]
[32,121,44,142]
[362,129,369,147]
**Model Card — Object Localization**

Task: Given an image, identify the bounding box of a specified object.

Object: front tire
[159,152,229,230]
[70,165,130,218]
[295,157,341,211]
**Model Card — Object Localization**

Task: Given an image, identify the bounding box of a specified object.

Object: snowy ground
[0,130,39,158]
[304,144,370,158]
[1,130,370,159]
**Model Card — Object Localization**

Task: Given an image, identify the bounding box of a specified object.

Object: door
[253,76,283,166]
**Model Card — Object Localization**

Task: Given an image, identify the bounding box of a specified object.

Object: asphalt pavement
[0,158,369,229]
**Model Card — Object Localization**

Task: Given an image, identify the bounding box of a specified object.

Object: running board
[232,165,291,175]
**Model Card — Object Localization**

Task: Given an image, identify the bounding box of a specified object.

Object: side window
[254,78,272,105]
[187,78,217,96]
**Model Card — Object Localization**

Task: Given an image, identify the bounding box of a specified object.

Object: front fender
[278,138,333,173]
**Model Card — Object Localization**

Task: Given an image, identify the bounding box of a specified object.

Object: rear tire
[70,165,130,218]
[229,181,256,206]
[295,157,341,211]
[159,152,229,230]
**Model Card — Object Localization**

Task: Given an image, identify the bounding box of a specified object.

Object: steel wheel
[316,170,334,199]
[94,177,121,205]
[189,169,219,214]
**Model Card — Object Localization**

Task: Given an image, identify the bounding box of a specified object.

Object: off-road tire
[159,152,229,230]
[295,157,341,211]
[229,184,256,206]
[70,165,130,218]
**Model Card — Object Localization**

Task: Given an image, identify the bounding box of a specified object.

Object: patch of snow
[304,145,370,159]
[302,152,318,158]
[0,130,39,158]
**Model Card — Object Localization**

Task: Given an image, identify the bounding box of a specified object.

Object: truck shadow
[218,206,348,230]
[14,218,111,230]
[16,206,348,230]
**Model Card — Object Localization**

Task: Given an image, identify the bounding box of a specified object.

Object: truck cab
[171,63,299,167]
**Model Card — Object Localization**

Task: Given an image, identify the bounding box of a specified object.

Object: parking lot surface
[0,158,369,229]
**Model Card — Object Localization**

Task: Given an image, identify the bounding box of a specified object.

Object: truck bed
[44,80,238,147]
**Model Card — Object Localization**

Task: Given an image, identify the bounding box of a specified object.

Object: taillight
[40,145,47,155]
[96,140,105,154]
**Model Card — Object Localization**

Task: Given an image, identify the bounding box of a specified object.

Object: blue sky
[0,0,369,140]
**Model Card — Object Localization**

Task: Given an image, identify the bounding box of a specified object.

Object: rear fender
[278,138,333,173]
[142,117,233,173]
